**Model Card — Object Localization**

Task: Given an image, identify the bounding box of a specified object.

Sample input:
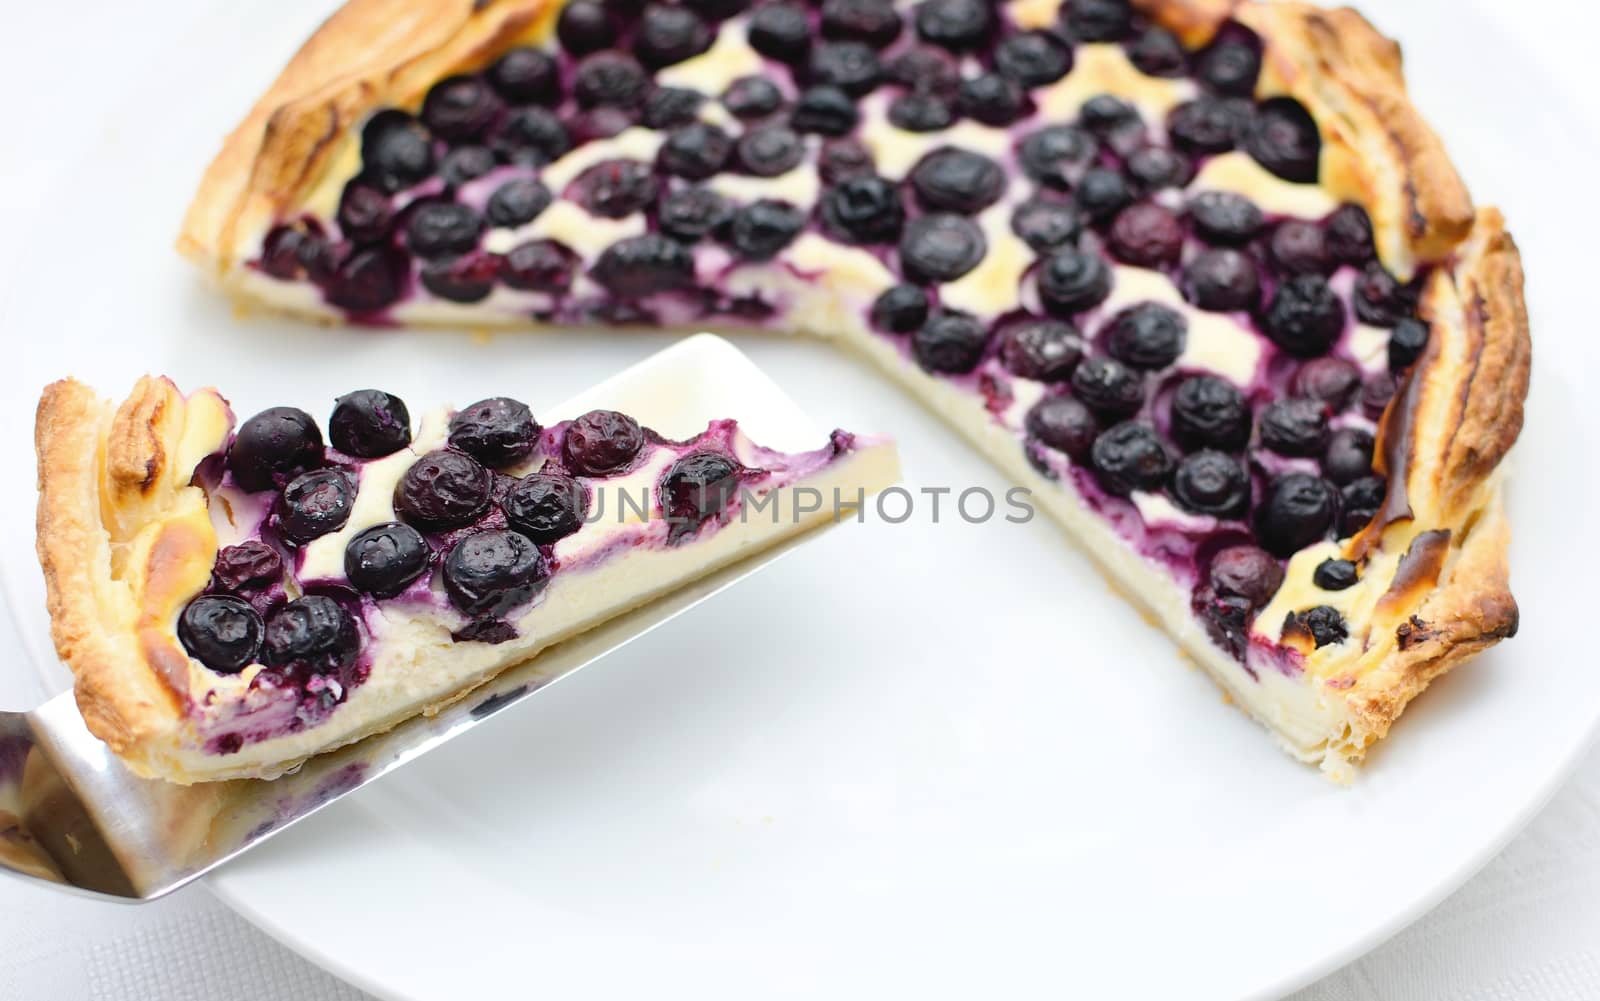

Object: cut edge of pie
[34,374,900,783]
[169,0,1531,780]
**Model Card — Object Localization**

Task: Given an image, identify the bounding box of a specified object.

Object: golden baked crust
[35,379,232,778]
[167,0,1529,777]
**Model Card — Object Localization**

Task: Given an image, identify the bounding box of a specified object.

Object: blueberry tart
[178,0,1530,779]
[34,377,898,782]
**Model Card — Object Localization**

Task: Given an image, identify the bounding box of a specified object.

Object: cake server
[0,522,827,901]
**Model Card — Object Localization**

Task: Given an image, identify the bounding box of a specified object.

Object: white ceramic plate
[4,1,1599,998]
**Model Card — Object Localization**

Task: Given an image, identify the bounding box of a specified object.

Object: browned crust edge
[34,379,228,778]
[178,0,556,276]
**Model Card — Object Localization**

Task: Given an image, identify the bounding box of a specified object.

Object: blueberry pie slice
[34,376,898,782]
[179,0,1530,777]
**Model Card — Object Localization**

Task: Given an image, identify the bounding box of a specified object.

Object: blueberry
[1263,274,1345,357]
[1258,398,1330,457]
[914,0,992,50]
[361,111,435,193]
[910,147,1005,213]
[439,145,497,189]
[491,107,571,165]
[1269,219,1330,276]
[1037,247,1111,316]
[1361,371,1397,418]
[1339,476,1385,537]
[1195,588,1254,660]
[821,174,905,244]
[809,41,883,96]
[574,51,650,108]
[590,234,695,296]
[683,0,748,16]
[1172,449,1250,518]
[898,214,986,284]
[558,0,614,55]
[736,125,805,176]
[1322,427,1374,485]
[912,311,989,373]
[1246,97,1321,183]
[1353,262,1416,327]
[443,530,549,618]
[661,451,745,533]
[260,223,334,283]
[635,4,712,68]
[1127,26,1187,77]
[999,318,1084,382]
[1196,30,1261,96]
[819,138,876,183]
[179,595,264,674]
[229,407,324,492]
[1167,97,1246,155]
[500,239,580,292]
[503,472,588,544]
[956,73,1029,125]
[729,199,805,260]
[395,449,494,529]
[1071,356,1145,418]
[210,541,284,593]
[748,3,812,63]
[886,45,960,94]
[1324,204,1376,265]
[405,202,485,259]
[568,159,659,218]
[1290,357,1361,411]
[888,93,954,132]
[1019,125,1099,191]
[1188,191,1263,245]
[821,0,904,47]
[1062,0,1134,41]
[485,178,552,228]
[658,187,734,243]
[1313,558,1359,591]
[324,247,407,314]
[1074,167,1132,223]
[1389,318,1430,371]
[337,182,394,243]
[1106,203,1185,268]
[273,469,355,545]
[1288,605,1347,647]
[1105,303,1186,370]
[422,75,501,142]
[421,252,500,303]
[262,595,360,673]
[1010,199,1082,253]
[1255,473,1336,557]
[488,48,560,105]
[1026,394,1099,460]
[791,85,860,135]
[1208,544,1283,607]
[642,86,705,129]
[345,522,431,598]
[659,122,733,180]
[870,284,929,333]
[563,409,647,476]
[1079,94,1139,136]
[723,76,784,119]
[1183,248,1261,312]
[1125,146,1193,193]
[448,397,539,468]
[1169,375,1250,452]
[996,30,1073,86]
[1090,421,1172,495]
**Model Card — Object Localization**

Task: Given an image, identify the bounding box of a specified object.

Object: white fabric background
[3,2,1596,999]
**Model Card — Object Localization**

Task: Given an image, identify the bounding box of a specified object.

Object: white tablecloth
[4,2,1597,999]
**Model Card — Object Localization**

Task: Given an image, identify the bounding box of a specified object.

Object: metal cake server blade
[0,522,828,901]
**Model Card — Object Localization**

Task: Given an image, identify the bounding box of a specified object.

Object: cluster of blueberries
[178,391,748,683]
